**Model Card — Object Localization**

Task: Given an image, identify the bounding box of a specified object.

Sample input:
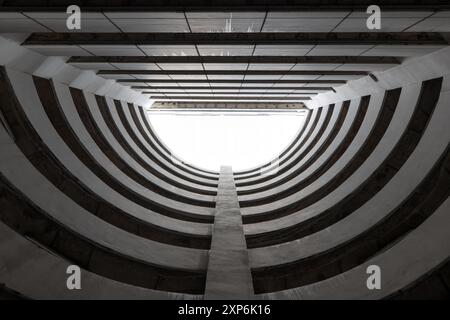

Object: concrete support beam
[152,96,311,101]
[98,70,368,76]
[2,1,449,11]
[119,79,346,84]
[69,56,402,65]
[133,86,333,91]
[143,91,318,95]
[151,102,306,109]
[205,166,254,300]
[23,32,450,46]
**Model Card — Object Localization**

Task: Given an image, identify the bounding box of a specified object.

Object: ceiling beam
[68,56,402,64]
[150,102,306,110]
[141,91,318,95]
[152,96,311,101]
[2,1,450,11]
[118,79,346,84]
[23,32,450,46]
[131,86,333,90]
[98,70,368,76]
[145,94,315,97]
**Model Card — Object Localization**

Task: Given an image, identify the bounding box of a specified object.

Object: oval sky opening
[148,110,306,172]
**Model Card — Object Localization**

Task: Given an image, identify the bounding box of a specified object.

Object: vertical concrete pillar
[204,166,254,300]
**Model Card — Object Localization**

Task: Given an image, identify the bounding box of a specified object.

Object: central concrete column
[204,166,254,300]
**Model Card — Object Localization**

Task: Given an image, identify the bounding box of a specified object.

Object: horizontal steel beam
[23,32,450,46]
[2,1,449,11]
[151,102,306,110]
[119,79,346,84]
[148,110,306,115]
[141,91,318,95]
[151,96,311,100]
[146,94,315,98]
[99,70,368,76]
[132,86,333,90]
[68,56,402,64]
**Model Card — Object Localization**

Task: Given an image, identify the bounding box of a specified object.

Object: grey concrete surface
[53,80,213,231]
[241,84,411,220]
[10,69,213,233]
[236,108,321,180]
[105,96,218,188]
[86,92,216,199]
[238,98,359,195]
[233,109,311,176]
[258,196,450,299]
[131,104,219,179]
[120,101,217,182]
[49,77,215,217]
[237,103,336,186]
[1,22,450,300]
[0,117,208,271]
[0,221,200,300]
[249,81,450,267]
[205,167,254,299]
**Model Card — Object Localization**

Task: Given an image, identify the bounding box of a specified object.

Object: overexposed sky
[148,111,306,172]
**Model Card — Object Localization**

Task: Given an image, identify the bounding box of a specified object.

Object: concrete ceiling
[1,2,449,105]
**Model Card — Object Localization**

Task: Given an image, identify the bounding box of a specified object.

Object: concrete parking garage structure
[0,0,450,300]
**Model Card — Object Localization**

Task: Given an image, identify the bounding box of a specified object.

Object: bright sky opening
[148,110,306,172]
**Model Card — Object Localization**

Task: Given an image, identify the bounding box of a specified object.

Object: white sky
[147,111,306,172]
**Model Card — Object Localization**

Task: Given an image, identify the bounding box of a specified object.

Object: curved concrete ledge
[30,76,213,243]
[46,78,215,226]
[248,86,450,292]
[257,196,450,299]
[238,98,363,198]
[2,68,215,224]
[102,96,218,191]
[236,108,322,184]
[238,103,343,199]
[0,221,201,300]
[237,106,332,185]
[0,129,208,293]
[123,103,219,184]
[251,143,450,292]
[238,106,333,185]
[244,78,442,246]
[240,85,404,224]
[137,106,220,180]
[65,84,215,217]
[233,109,313,178]
[0,65,211,294]
[1,33,449,300]
[84,91,217,202]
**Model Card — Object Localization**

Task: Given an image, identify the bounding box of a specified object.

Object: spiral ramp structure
[1,2,450,300]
